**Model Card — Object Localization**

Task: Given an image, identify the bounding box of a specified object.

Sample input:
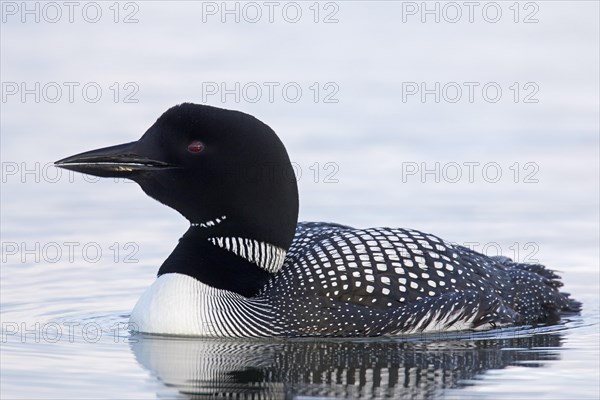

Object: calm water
[1,1,599,399]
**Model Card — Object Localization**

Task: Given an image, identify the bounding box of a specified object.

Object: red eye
[187,141,205,153]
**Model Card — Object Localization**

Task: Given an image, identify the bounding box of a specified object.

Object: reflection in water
[131,328,564,399]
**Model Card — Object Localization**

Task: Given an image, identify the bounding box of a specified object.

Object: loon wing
[268,224,577,336]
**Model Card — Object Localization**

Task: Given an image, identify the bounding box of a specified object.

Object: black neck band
[157,228,272,297]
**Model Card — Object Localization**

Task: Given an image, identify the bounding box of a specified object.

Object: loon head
[56,103,299,249]
[55,103,299,296]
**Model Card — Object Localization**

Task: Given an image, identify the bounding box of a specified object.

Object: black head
[55,103,299,250]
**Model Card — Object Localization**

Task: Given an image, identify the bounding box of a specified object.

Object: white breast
[129,273,277,337]
[129,273,217,336]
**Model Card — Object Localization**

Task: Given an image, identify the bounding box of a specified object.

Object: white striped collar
[207,236,286,274]
[191,215,227,228]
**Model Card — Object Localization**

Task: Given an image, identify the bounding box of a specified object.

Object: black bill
[54,141,178,178]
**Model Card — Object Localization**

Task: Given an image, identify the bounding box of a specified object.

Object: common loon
[55,103,580,337]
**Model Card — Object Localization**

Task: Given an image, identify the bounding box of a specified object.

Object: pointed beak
[54,141,178,178]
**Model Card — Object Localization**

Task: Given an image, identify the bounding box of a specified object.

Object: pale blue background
[1,1,599,398]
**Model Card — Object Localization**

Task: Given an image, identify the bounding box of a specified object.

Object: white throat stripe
[191,215,227,228]
[208,236,286,273]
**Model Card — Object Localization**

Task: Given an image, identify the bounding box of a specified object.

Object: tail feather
[498,258,581,323]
